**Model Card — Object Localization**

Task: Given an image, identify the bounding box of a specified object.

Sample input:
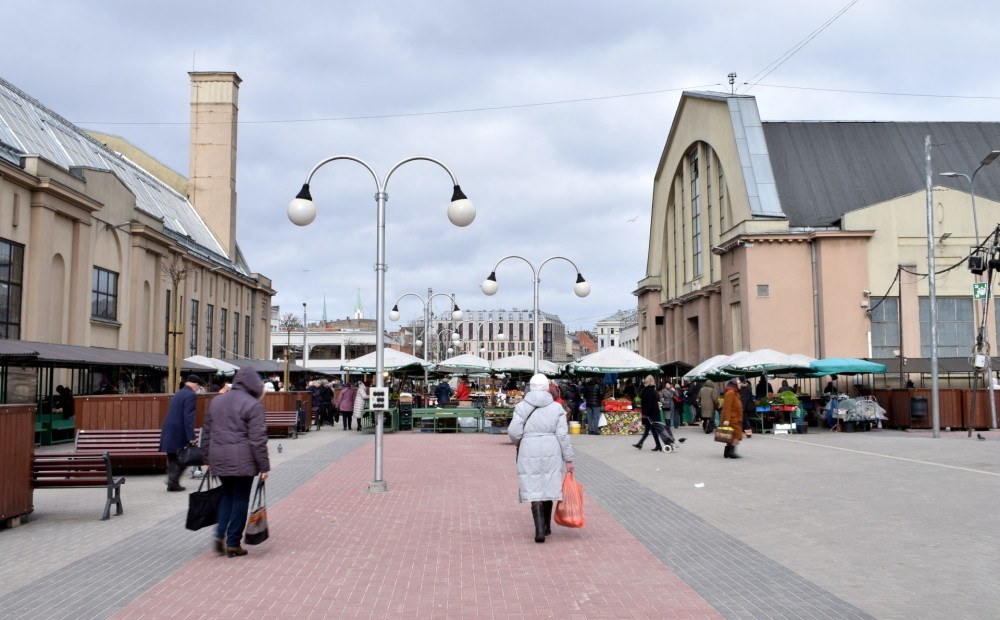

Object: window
[205,305,214,357]
[91,267,119,321]
[756,284,770,298]
[0,239,24,338]
[870,297,899,358]
[719,167,726,231]
[165,290,171,354]
[655,316,664,326]
[232,312,240,357]
[220,308,227,358]
[245,314,251,356]
[690,149,702,278]
[189,300,199,356]
[920,297,973,358]
[706,152,713,280]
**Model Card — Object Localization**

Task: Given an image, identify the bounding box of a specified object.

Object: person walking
[317,380,335,426]
[633,375,668,451]
[202,366,270,557]
[721,378,745,459]
[337,381,356,430]
[159,375,204,492]
[582,377,604,435]
[508,373,575,543]
[699,379,718,434]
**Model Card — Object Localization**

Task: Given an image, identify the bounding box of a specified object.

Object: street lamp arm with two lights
[481,255,590,374]
[288,155,474,493]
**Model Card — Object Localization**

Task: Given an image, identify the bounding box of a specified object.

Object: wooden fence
[1,405,35,525]
[873,388,995,429]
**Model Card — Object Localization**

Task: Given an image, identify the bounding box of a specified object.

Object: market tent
[433,353,493,375]
[566,346,661,376]
[341,348,430,373]
[810,357,888,375]
[683,354,736,381]
[720,348,812,376]
[184,355,239,376]
[490,354,559,376]
[660,359,694,378]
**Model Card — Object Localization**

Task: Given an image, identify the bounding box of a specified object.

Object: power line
[73,83,723,126]
[742,0,861,93]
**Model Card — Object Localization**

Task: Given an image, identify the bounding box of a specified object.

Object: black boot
[531,503,546,543]
[723,445,732,459]
[542,500,553,536]
[166,453,185,491]
[729,446,741,458]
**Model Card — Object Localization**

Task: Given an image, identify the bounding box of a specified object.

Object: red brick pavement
[113,433,720,619]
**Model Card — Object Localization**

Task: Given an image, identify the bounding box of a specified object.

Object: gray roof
[0,76,248,275]
[762,121,1000,227]
[0,339,214,371]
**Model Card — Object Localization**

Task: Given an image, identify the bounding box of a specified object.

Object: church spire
[322,293,328,322]
[354,288,363,319]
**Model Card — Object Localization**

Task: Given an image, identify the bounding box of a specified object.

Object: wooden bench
[32,452,125,520]
[75,429,166,471]
[266,412,299,438]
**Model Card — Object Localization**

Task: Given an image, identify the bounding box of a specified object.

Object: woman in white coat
[509,373,575,543]
[352,380,368,430]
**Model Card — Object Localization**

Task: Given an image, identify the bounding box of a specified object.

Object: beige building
[436,308,568,363]
[0,72,274,388]
[636,91,1000,368]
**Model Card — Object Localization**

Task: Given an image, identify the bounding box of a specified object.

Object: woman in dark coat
[202,366,270,557]
[634,375,667,451]
[721,378,745,459]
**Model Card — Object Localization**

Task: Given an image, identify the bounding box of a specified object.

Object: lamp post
[940,150,1000,431]
[389,290,462,372]
[481,255,590,374]
[288,156,474,493]
[452,319,506,357]
[302,302,308,373]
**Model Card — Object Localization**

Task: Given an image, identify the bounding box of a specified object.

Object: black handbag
[176,444,204,467]
[244,478,269,545]
[185,475,223,531]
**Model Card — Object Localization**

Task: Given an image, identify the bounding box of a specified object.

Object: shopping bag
[185,475,222,531]
[554,472,585,528]
[598,413,608,427]
[244,478,269,545]
[714,425,735,444]
[176,444,204,467]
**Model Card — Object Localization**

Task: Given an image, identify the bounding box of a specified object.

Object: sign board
[369,387,390,410]
[973,282,987,300]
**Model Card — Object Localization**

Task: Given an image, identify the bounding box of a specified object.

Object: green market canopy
[341,348,430,373]
[433,353,493,375]
[809,357,888,375]
[566,346,661,376]
[491,354,560,376]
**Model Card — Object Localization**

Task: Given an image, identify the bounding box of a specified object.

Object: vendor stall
[600,398,642,435]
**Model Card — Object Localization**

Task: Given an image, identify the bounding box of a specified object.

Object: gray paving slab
[2,424,997,619]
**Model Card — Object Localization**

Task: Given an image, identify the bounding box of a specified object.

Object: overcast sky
[5,1,1000,332]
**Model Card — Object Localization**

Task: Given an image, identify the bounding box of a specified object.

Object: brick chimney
[188,71,241,257]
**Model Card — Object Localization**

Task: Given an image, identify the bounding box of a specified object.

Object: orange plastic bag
[553,472,585,528]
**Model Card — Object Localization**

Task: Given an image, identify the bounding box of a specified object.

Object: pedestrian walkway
[1,425,997,618]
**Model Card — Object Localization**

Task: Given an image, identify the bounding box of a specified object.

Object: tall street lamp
[302,302,308,372]
[288,156,474,493]
[940,149,1000,431]
[481,255,590,374]
[389,290,462,384]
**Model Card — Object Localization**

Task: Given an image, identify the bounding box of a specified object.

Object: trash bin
[910,396,928,421]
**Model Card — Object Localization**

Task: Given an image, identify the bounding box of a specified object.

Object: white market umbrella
[433,353,493,375]
[184,355,239,376]
[720,348,812,376]
[683,353,737,381]
[491,354,559,376]
[341,348,430,373]
[566,346,661,376]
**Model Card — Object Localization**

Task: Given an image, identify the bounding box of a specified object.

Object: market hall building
[635,90,1000,368]
[0,72,275,394]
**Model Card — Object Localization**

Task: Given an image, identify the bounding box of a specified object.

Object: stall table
[410,407,486,433]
